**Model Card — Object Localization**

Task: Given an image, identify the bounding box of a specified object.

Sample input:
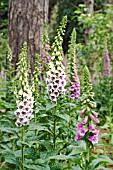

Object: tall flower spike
[14,42,34,127]
[46,16,67,104]
[17,42,29,92]
[51,15,67,63]
[40,21,51,72]
[102,48,110,78]
[68,28,80,100]
[32,54,40,96]
[74,66,100,145]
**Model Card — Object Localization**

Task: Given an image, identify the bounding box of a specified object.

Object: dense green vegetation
[0,0,113,169]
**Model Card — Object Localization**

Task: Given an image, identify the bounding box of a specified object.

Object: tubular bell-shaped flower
[74,66,100,145]
[102,48,110,78]
[46,16,67,104]
[14,42,34,127]
[68,28,80,100]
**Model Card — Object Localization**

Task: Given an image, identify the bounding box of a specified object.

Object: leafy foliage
[1,1,113,170]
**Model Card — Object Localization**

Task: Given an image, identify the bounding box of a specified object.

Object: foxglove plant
[102,48,110,78]
[45,16,67,150]
[46,16,67,104]
[100,47,111,118]
[14,42,34,127]
[74,66,100,169]
[14,42,34,170]
[68,28,80,100]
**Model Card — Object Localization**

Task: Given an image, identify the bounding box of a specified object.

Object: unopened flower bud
[87,99,90,102]
[94,118,100,124]
[83,100,86,104]
[80,110,84,118]
[83,117,88,124]
[86,107,90,112]
[18,89,23,96]
[90,114,95,121]
[92,111,98,117]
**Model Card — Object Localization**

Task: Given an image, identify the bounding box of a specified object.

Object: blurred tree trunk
[84,0,94,42]
[105,0,113,4]
[8,0,49,73]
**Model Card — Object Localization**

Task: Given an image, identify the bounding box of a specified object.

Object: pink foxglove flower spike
[74,66,100,145]
[68,28,80,101]
[102,48,110,78]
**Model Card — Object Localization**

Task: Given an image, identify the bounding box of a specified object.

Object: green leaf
[24,164,50,170]
[61,103,76,108]
[69,147,84,156]
[51,162,68,170]
[20,141,31,147]
[4,153,18,165]
[72,166,82,170]
[47,154,74,161]
[0,144,11,151]
[40,150,58,160]
[24,159,50,170]
[46,103,56,111]
[55,113,70,122]
[74,10,82,14]
[0,127,15,134]
[14,150,21,158]
[28,123,50,133]
[5,157,18,165]
[89,156,113,170]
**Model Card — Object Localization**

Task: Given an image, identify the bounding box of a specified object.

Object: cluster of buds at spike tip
[40,22,51,72]
[32,54,40,96]
[102,48,110,78]
[14,42,34,127]
[46,16,67,104]
[74,66,100,145]
[15,42,30,95]
[15,90,34,127]
[68,28,80,100]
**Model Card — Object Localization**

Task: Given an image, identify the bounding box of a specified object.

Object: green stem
[34,104,37,136]
[84,116,90,170]
[34,108,36,124]
[53,115,56,149]
[53,105,59,149]
[21,127,24,170]
[86,141,90,163]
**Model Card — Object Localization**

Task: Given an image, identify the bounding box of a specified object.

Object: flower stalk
[68,28,80,100]
[21,127,24,170]
[14,42,34,170]
[74,66,100,169]
[46,16,67,104]
[102,47,110,78]
[53,115,56,149]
